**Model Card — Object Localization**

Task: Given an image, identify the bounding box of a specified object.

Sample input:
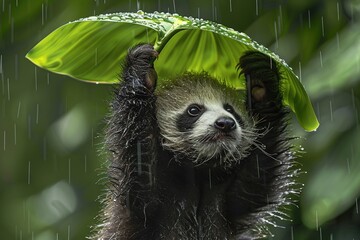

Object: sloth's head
[156,73,256,167]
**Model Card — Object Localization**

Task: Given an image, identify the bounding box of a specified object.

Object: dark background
[1,0,360,239]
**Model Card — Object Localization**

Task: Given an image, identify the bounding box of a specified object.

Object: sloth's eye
[224,104,234,113]
[187,105,202,117]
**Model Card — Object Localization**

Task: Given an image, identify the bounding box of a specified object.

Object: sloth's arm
[104,44,159,237]
[227,52,293,235]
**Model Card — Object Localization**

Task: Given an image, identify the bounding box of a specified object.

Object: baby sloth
[92,44,296,240]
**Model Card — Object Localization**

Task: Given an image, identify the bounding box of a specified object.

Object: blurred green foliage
[1,0,359,239]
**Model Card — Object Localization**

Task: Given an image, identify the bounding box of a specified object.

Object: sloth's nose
[214,117,236,132]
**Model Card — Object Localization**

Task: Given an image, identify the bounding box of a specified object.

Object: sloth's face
[156,75,255,167]
[174,99,245,164]
[158,98,254,167]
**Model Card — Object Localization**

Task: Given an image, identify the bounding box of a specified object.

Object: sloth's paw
[237,51,281,104]
[125,44,158,91]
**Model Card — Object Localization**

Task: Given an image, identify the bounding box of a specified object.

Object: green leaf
[26,11,319,131]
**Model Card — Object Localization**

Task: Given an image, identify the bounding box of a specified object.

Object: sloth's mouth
[206,132,236,142]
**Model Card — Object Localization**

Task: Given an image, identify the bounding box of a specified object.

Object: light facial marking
[187,99,243,161]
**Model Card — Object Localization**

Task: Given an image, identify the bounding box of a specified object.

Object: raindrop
[256,154,260,178]
[330,233,333,240]
[41,3,45,25]
[67,225,71,240]
[298,62,302,82]
[47,73,50,85]
[290,226,294,240]
[28,161,31,184]
[330,100,333,122]
[337,2,340,21]
[274,21,278,49]
[197,8,201,18]
[87,16,98,21]
[173,0,176,12]
[319,227,323,240]
[319,51,323,67]
[315,210,319,230]
[1,0,4,12]
[110,16,120,21]
[308,10,311,28]
[356,198,359,214]
[229,0,232,12]
[336,32,340,50]
[17,101,21,119]
[346,158,351,174]
[136,2,141,11]
[321,16,325,37]
[279,5,283,24]
[256,0,259,16]
[11,17,14,43]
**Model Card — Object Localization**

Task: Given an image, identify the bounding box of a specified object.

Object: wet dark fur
[91,44,296,240]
